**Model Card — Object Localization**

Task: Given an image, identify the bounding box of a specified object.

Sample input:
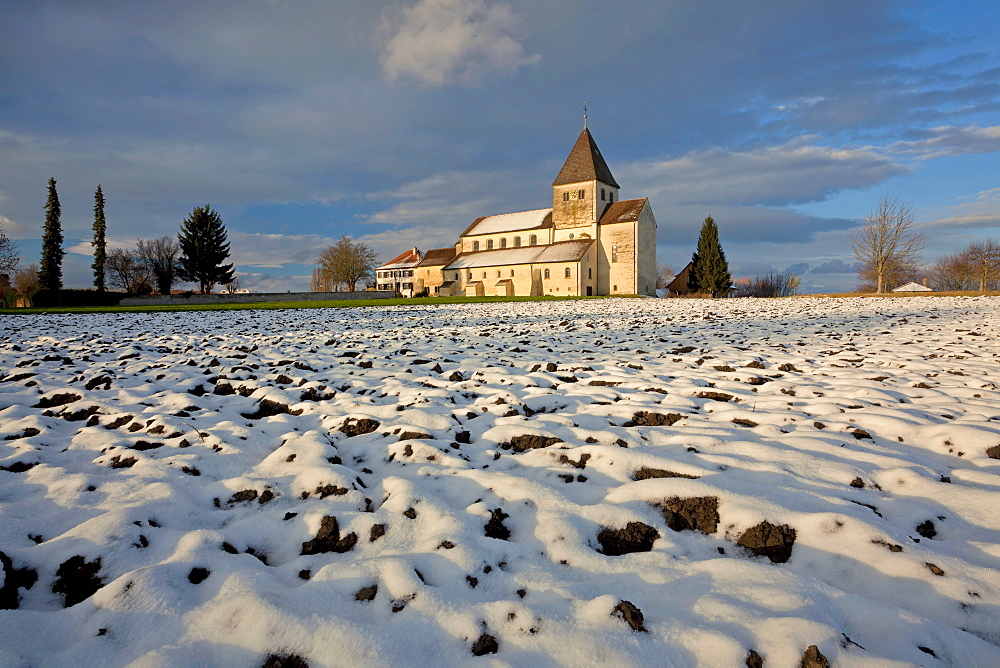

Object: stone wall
[120,291,396,306]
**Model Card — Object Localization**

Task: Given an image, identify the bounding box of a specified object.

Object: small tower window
[612,244,618,263]
[588,268,592,279]
[497,270,501,278]
[514,236,521,247]
[500,238,506,248]
[601,188,606,201]
[564,267,571,278]
[562,192,569,202]
[544,268,550,279]
[610,192,615,203]
[510,269,514,277]
[487,239,494,250]
[473,241,480,251]
[578,189,585,199]
[529,235,537,246]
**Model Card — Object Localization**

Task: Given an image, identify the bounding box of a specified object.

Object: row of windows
[558,188,617,203]
[377,269,414,278]
[462,267,591,280]
[377,283,413,291]
[472,235,538,252]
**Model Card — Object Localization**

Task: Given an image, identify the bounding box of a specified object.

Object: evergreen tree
[39,177,64,292]
[177,204,235,294]
[92,185,108,291]
[688,216,730,297]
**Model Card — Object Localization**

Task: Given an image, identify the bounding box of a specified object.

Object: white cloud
[921,187,1000,230]
[619,139,907,208]
[887,125,1000,161]
[380,0,540,87]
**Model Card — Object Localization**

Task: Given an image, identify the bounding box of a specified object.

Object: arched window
[510,269,514,277]
[487,239,494,250]
[529,235,537,246]
[564,267,571,278]
[514,237,521,247]
[500,238,507,248]
[467,271,472,279]
[473,241,480,252]
[544,268,550,279]
[611,244,618,263]
[497,270,501,278]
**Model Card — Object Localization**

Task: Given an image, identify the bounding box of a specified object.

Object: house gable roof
[376,248,422,271]
[552,128,620,188]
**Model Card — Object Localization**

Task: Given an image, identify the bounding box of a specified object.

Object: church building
[406,126,657,297]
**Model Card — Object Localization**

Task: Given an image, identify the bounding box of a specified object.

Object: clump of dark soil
[612,600,646,631]
[633,467,699,480]
[471,633,498,656]
[0,461,37,473]
[696,391,734,402]
[732,418,758,428]
[801,644,829,667]
[484,508,511,540]
[658,496,719,534]
[339,418,381,437]
[736,521,796,563]
[503,435,562,452]
[188,567,210,584]
[301,516,357,555]
[109,454,138,468]
[745,649,764,668]
[915,520,937,539]
[399,431,432,440]
[261,653,309,668]
[355,584,378,601]
[369,524,386,542]
[52,555,104,607]
[229,489,259,504]
[33,393,81,409]
[0,551,38,609]
[241,399,302,420]
[625,411,683,427]
[987,445,1000,459]
[314,484,348,499]
[851,428,873,440]
[597,522,659,556]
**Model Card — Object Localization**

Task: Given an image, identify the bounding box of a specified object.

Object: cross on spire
[583,102,588,129]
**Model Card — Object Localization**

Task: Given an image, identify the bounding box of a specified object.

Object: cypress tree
[92,185,108,292]
[689,216,730,297]
[177,204,235,294]
[39,177,64,292]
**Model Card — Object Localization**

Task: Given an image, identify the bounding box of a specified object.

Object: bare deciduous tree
[222,276,243,293]
[654,263,674,290]
[316,236,378,293]
[310,266,333,292]
[136,236,181,295]
[967,239,1000,292]
[13,264,40,306]
[0,221,18,278]
[929,251,976,291]
[852,194,925,293]
[106,248,152,294]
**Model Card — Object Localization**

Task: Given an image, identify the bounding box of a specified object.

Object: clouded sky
[2,0,999,293]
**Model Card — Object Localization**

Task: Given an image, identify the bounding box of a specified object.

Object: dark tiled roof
[415,247,457,267]
[598,198,647,225]
[552,128,620,188]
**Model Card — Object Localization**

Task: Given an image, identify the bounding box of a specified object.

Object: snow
[2,296,1000,666]
[463,208,551,236]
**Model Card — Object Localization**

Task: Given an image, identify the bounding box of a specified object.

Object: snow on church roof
[444,239,593,270]
[461,209,553,237]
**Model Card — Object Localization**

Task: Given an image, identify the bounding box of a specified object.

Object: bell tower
[551,125,619,230]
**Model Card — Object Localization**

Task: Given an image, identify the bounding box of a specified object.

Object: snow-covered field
[2,296,1000,667]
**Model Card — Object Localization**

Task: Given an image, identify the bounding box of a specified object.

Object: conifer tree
[689,216,730,297]
[39,177,64,291]
[92,185,108,291]
[177,204,235,294]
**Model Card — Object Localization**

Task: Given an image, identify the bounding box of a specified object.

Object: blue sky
[1,0,998,293]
